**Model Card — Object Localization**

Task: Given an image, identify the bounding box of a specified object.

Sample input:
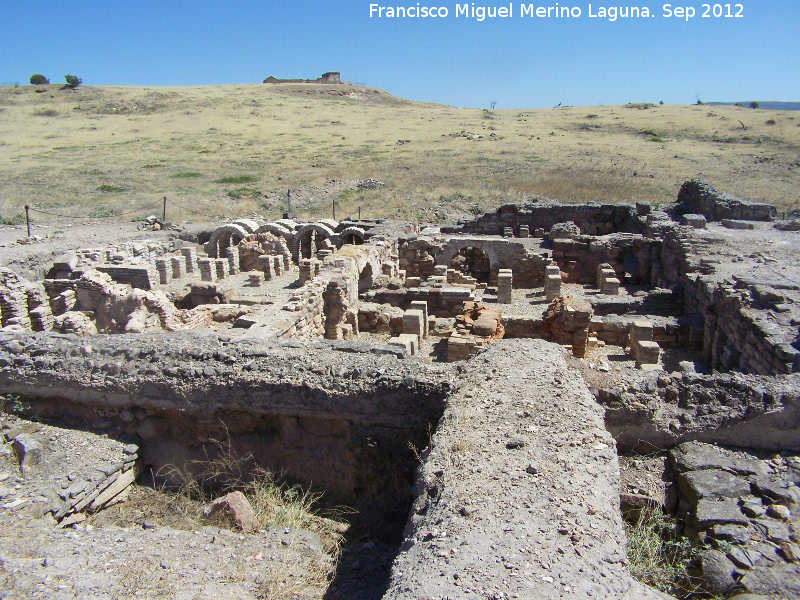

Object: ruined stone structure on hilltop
[262,71,342,84]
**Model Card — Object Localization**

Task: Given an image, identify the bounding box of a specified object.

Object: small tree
[64,74,82,88]
[29,74,49,85]
[749,101,760,109]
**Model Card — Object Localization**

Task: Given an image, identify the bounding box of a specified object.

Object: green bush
[64,74,82,88]
[0,213,25,226]
[750,101,760,109]
[29,74,49,85]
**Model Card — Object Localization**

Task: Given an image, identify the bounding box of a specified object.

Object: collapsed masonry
[1,179,799,598]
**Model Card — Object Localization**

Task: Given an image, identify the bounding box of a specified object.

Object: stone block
[398,333,419,356]
[409,300,429,339]
[635,340,661,366]
[545,274,562,302]
[603,277,620,296]
[403,309,425,342]
[272,255,283,277]
[630,320,654,343]
[681,213,707,229]
[12,433,41,474]
[721,219,755,230]
[388,336,412,356]
[497,269,512,304]
[473,318,497,337]
[52,252,77,272]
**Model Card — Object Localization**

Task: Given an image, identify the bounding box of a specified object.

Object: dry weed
[151,436,347,556]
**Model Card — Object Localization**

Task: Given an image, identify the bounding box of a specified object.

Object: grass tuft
[625,504,696,596]
[169,171,203,178]
[213,175,259,184]
[158,437,347,555]
[97,184,125,193]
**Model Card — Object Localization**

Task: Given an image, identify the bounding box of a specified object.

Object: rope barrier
[168,199,216,216]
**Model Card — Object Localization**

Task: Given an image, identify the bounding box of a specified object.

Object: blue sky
[1,1,798,108]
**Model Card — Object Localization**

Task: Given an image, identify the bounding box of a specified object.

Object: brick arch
[295,223,336,261]
[437,240,500,270]
[340,226,366,245]
[231,219,259,234]
[256,222,294,241]
[205,224,250,258]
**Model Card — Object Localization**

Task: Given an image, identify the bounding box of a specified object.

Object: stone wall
[95,265,157,290]
[443,201,647,237]
[365,286,474,318]
[551,234,659,285]
[590,314,704,349]
[677,179,776,222]
[399,236,551,288]
[684,276,800,375]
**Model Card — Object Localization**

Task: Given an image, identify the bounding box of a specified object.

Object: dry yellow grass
[1,83,798,225]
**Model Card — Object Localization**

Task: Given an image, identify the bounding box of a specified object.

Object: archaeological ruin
[1,179,799,598]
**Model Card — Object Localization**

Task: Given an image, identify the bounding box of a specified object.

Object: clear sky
[1,1,798,108]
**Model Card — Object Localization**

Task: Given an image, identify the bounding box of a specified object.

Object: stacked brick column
[198,259,214,282]
[597,263,620,295]
[497,269,513,304]
[258,255,274,281]
[408,300,429,340]
[171,257,183,280]
[155,259,170,285]
[545,265,562,301]
[181,248,198,274]
[214,259,229,280]
[629,320,661,367]
[225,246,240,275]
[298,259,314,285]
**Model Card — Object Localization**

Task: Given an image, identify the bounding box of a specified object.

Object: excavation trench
[0,331,451,546]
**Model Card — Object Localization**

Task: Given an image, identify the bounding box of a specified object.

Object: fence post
[24,205,30,237]
[162,196,167,222]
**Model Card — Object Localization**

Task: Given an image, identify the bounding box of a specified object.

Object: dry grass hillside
[1,83,798,225]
